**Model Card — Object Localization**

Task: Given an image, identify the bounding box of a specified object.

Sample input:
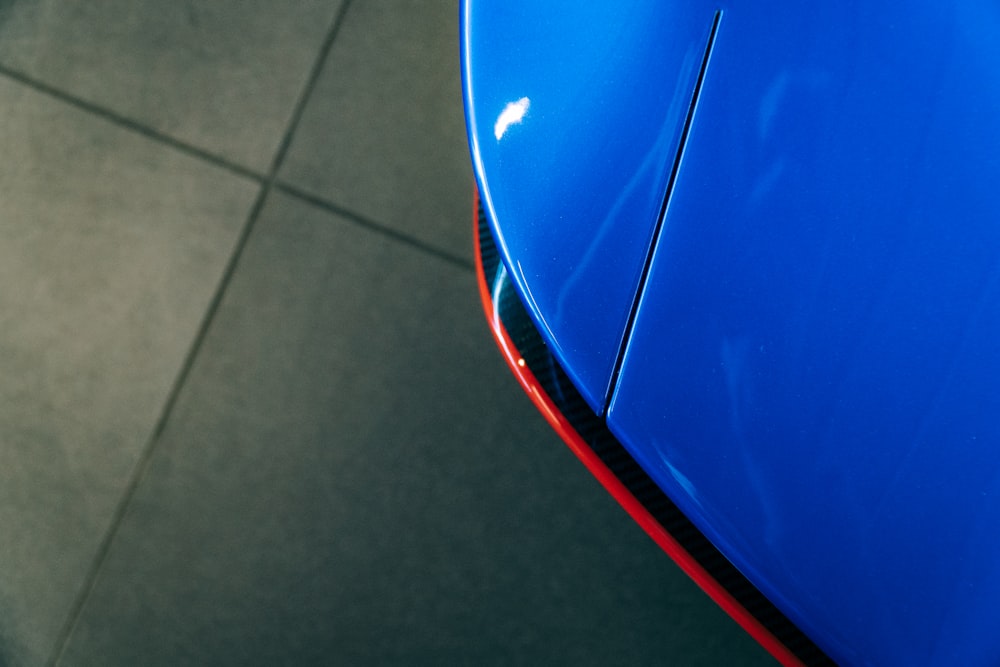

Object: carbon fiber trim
[477,204,835,667]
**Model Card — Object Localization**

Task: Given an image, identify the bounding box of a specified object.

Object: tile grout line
[45,1,356,664]
[0,51,475,277]
[0,62,267,185]
[274,180,474,272]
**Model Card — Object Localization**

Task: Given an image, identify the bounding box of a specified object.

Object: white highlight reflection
[492,264,507,332]
[494,97,530,140]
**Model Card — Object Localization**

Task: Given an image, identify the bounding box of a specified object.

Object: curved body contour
[465,2,1000,664]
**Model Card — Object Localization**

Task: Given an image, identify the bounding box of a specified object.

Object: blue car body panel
[463,1,717,412]
[466,1,1000,664]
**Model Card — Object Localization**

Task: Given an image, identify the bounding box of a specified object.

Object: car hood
[468,1,1000,665]
[463,1,719,413]
[608,3,1000,666]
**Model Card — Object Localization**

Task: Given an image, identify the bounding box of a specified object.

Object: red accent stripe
[473,188,806,667]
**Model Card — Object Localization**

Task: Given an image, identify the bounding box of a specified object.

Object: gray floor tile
[0,0,344,170]
[59,192,771,666]
[279,0,474,261]
[0,78,257,665]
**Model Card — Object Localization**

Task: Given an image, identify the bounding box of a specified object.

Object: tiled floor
[0,1,772,665]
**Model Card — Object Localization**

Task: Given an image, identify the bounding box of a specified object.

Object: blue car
[463,1,1000,665]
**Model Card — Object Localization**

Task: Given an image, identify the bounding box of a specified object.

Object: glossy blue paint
[607,3,1000,665]
[462,1,718,412]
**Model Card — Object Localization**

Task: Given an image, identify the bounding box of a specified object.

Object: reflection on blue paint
[493,97,530,141]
